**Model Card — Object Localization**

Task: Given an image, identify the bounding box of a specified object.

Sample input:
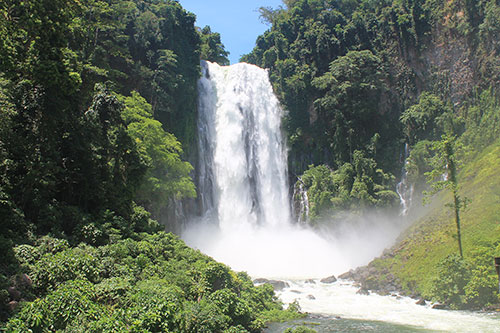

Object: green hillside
[360,140,500,309]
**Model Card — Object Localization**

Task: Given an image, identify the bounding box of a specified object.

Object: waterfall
[185,60,407,279]
[292,180,309,224]
[396,143,414,216]
[197,60,291,229]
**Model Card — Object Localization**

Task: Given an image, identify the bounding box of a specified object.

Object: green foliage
[5,232,288,331]
[431,247,499,309]
[400,92,458,144]
[120,91,196,216]
[362,139,500,310]
[461,89,500,151]
[284,326,317,333]
[5,279,100,331]
[431,254,470,309]
[313,50,389,164]
[297,151,397,223]
[0,0,221,297]
[424,134,467,257]
[200,26,230,65]
[257,300,306,324]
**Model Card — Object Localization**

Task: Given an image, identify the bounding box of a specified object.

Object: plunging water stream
[183,61,500,332]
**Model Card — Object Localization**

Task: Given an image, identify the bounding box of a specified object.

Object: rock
[416,299,427,306]
[253,278,289,291]
[432,303,446,309]
[20,273,32,287]
[305,279,316,284]
[8,301,18,312]
[307,294,316,300]
[356,288,370,295]
[291,290,301,294]
[338,270,354,280]
[8,287,21,301]
[320,275,337,284]
[483,304,500,312]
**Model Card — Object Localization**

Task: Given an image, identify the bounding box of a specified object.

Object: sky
[179,0,284,64]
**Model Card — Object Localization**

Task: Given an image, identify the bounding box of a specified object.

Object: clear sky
[178,0,284,64]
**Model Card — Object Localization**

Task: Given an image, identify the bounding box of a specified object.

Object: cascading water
[196,60,290,229]
[186,61,349,278]
[292,180,310,224]
[396,143,414,215]
[183,61,500,331]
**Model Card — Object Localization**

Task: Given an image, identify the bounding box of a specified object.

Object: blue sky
[179,0,284,64]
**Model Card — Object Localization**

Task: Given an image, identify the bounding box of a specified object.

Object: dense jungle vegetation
[0,0,303,330]
[1,0,500,328]
[244,0,500,309]
[245,0,500,223]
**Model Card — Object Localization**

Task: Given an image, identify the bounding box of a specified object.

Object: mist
[182,210,414,279]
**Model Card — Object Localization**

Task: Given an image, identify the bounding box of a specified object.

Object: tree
[120,92,196,216]
[199,26,230,65]
[424,134,467,257]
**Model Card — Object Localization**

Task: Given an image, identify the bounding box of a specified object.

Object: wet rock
[338,270,354,280]
[356,288,370,295]
[253,278,289,291]
[320,275,337,284]
[432,303,446,309]
[307,294,316,300]
[305,279,316,284]
[416,299,427,306]
[291,290,301,294]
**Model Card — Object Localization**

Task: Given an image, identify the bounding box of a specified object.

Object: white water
[396,143,414,216]
[183,61,500,332]
[278,280,500,332]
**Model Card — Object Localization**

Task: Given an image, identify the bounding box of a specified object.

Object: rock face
[253,278,290,291]
[320,275,337,283]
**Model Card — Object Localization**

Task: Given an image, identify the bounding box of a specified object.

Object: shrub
[5,279,100,331]
[31,245,101,292]
[431,254,470,309]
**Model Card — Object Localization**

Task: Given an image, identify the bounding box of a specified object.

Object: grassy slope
[370,140,500,298]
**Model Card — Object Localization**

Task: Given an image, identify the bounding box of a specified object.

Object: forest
[1,0,500,330]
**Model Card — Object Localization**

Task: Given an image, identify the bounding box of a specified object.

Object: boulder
[416,299,427,306]
[307,294,316,300]
[320,275,337,284]
[8,301,18,312]
[253,278,290,291]
[305,279,316,284]
[338,270,354,280]
[432,303,446,309]
[356,287,370,295]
